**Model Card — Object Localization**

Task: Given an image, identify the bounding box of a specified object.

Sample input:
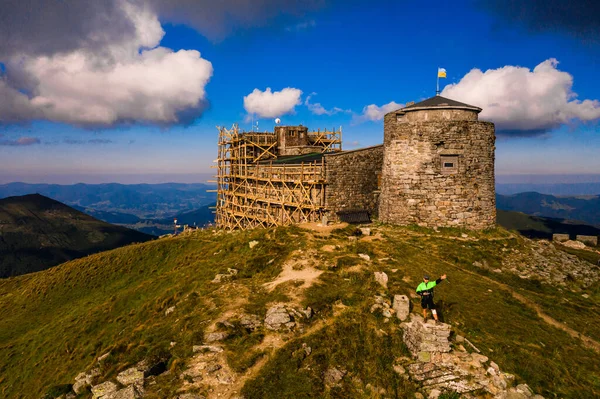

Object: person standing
[416,274,447,322]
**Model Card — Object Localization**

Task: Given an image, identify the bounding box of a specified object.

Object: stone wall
[576,235,598,246]
[379,115,496,230]
[324,145,384,220]
[552,234,570,243]
[398,108,479,122]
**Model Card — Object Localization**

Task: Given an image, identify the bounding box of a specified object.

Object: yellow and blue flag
[438,68,447,78]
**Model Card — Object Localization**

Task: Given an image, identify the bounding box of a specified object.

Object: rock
[205,332,229,343]
[393,364,406,375]
[323,367,346,387]
[227,268,238,275]
[382,309,392,318]
[165,306,176,316]
[116,367,144,387]
[392,294,410,321]
[493,268,503,273]
[428,389,442,399]
[97,352,111,363]
[170,341,177,348]
[212,274,228,283]
[302,307,313,319]
[111,385,143,399]
[516,384,534,397]
[249,240,259,249]
[506,388,529,399]
[72,379,88,395]
[562,240,586,250]
[359,253,371,261]
[455,334,465,343]
[490,361,499,371]
[265,305,292,330]
[360,227,371,236]
[370,303,383,313]
[177,394,206,399]
[193,345,223,353]
[240,314,263,330]
[302,343,312,356]
[374,271,388,288]
[91,381,118,399]
[207,364,222,373]
[414,393,425,399]
[461,233,469,238]
[582,294,590,299]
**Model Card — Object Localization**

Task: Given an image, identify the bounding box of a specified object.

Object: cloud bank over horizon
[442,59,600,134]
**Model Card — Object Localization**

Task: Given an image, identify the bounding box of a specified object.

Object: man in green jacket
[416,274,447,322]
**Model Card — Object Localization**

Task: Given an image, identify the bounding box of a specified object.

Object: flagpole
[436,67,440,96]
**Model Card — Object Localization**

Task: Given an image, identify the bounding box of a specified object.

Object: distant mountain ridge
[0,182,216,219]
[0,194,154,278]
[496,192,600,226]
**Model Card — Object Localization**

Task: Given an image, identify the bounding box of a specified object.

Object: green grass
[1,224,599,398]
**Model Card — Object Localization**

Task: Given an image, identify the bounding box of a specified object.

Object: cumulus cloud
[244,87,303,118]
[0,1,213,126]
[0,137,41,146]
[479,0,600,43]
[441,59,600,134]
[354,101,403,123]
[305,93,350,116]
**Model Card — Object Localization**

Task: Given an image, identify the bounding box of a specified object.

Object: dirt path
[402,239,600,353]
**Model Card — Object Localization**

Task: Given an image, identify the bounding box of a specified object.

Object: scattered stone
[461,233,469,238]
[393,294,410,321]
[193,345,223,353]
[455,335,465,343]
[165,306,176,316]
[265,305,292,330]
[374,271,388,288]
[116,367,144,386]
[111,385,143,399]
[382,309,393,318]
[249,240,259,249]
[414,393,425,399]
[360,227,371,236]
[170,341,177,348]
[302,307,313,319]
[359,253,371,261]
[73,378,88,395]
[177,394,206,399]
[97,352,111,363]
[493,268,503,273]
[323,367,346,387]
[582,294,590,299]
[473,261,482,268]
[240,314,263,330]
[562,240,586,250]
[91,381,118,399]
[516,383,534,396]
[207,364,222,373]
[205,332,229,343]
[428,389,442,399]
[302,343,312,356]
[393,364,406,375]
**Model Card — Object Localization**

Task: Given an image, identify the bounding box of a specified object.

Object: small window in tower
[289,130,296,137]
[440,155,458,175]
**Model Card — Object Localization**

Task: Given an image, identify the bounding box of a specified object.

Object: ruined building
[215,95,496,230]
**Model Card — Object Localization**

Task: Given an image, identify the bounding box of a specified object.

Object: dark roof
[401,95,481,112]
[258,152,325,165]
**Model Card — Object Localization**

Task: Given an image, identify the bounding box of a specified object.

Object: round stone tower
[378,95,496,230]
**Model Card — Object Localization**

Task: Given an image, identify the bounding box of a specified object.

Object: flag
[438,68,447,78]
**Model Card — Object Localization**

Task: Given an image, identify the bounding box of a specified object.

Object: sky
[0,0,599,184]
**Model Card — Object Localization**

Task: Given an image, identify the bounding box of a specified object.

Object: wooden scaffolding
[215,124,342,230]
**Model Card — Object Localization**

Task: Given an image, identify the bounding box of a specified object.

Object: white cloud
[305,93,350,116]
[0,1,213,126]
[442,58,600,133]
[354,101,403,123]
[243,87,303,118]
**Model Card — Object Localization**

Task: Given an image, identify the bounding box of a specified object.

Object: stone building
[215,95,496,230]
[378,96,496,230]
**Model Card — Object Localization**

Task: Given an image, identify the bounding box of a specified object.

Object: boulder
[359,253,371,261]
[323,367,346,387]
[249,240,259,249]
[264,305,292,330]
[374,272,388,288]
[205,332,229,343]
[91,381,118,399]
[116,367,144,387]
[359,227,371,236]
[111,385,143,399]
[392,294,410,321]
[240,314,262,330]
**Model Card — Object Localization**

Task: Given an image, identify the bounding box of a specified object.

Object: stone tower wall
[379,114,496,230]
[399,108,479,122]
[325,145,384,220]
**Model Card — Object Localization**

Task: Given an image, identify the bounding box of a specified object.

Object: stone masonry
[325,145,384,220]
[379,98,496,230]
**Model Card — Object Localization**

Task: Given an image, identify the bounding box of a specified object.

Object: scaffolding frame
[215,124,342,230]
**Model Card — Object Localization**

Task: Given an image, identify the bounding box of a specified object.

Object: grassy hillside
[0,194,154,277]
[0,224,599,398]
[497,209,600,240]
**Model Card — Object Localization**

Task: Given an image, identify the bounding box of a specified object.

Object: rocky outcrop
[264,304,312,331]
[400,315,545,399]
[392,294,410,321]
[374,271,388,288]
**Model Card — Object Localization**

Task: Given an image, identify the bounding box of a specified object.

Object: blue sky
[0,0,598,184]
